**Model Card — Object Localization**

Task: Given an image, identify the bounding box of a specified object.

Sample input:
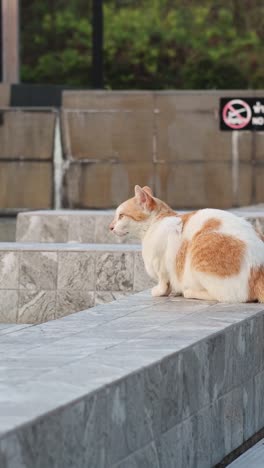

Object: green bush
[21,0,264,89]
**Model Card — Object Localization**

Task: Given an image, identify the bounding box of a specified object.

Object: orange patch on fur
[176,239,189,281]
[180,212,197,229]
[191,232,246,277]
[202,218,222,232]
[154,198,176,221]
[194,218,222,239]
[156,211,176,221]
[248,267,264,302]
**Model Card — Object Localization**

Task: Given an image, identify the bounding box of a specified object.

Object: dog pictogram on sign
[222,99,252,129]
[220,97,264,131]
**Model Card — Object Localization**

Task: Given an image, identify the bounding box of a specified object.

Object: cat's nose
[109,222,114,231]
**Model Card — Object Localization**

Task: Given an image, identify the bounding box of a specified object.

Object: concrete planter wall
[0,89,263,212]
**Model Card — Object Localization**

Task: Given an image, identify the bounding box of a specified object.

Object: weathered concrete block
[0,162,53,209]
[255,133,264,161]
[155,162,208,208]
[155,162,252,208]
[62,90,154,110]
[0,84,10,106]
[0,109,56,160]
[63,162,155,208]
[236,163,253,207]
[155,92,253,163]
[256,166,264,204]
[62,110,154,162]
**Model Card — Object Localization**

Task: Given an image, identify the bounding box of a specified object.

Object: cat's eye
[119,214,124,220]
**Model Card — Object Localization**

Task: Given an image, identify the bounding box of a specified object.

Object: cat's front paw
[151,285,169,297]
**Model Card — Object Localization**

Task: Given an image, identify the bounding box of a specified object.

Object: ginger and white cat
[110,185,264,303]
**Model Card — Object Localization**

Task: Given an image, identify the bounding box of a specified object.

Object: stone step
[227,439,264,467]
[16,208,264,244]
[0,242,153,324]
[16,209,139,244]
[0,291,264,467]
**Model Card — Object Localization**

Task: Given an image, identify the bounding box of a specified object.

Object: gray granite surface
[0,291,264,467]
[16,208,264,244]
[0,243,154,323]
[16,210,140,244]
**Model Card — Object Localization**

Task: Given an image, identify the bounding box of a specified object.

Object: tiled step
[0,291,264,467]
[16,207,264,244]
[16,209,139,244]
[227,439,264,467]
[0,242,153,324]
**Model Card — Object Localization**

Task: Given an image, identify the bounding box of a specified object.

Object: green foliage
[21,0,264,89]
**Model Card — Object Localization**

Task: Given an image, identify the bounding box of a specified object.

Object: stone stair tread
[0,290,264,466]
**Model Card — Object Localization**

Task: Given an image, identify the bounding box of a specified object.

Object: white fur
[112,207,264,303]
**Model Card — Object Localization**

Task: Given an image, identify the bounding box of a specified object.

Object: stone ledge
[0,242,153,323]
[0,291,264,467]
[16,209,139,244]
[16,208,264,244]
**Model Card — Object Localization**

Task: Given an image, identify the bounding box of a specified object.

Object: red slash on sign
[222,99,252,129]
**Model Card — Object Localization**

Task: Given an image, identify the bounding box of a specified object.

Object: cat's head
[109,185,174,239]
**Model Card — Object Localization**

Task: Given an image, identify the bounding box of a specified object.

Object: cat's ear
[142,186,153,196]
[134,185,155,210]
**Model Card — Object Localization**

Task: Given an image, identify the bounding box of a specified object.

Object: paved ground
[1,291,264,467]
